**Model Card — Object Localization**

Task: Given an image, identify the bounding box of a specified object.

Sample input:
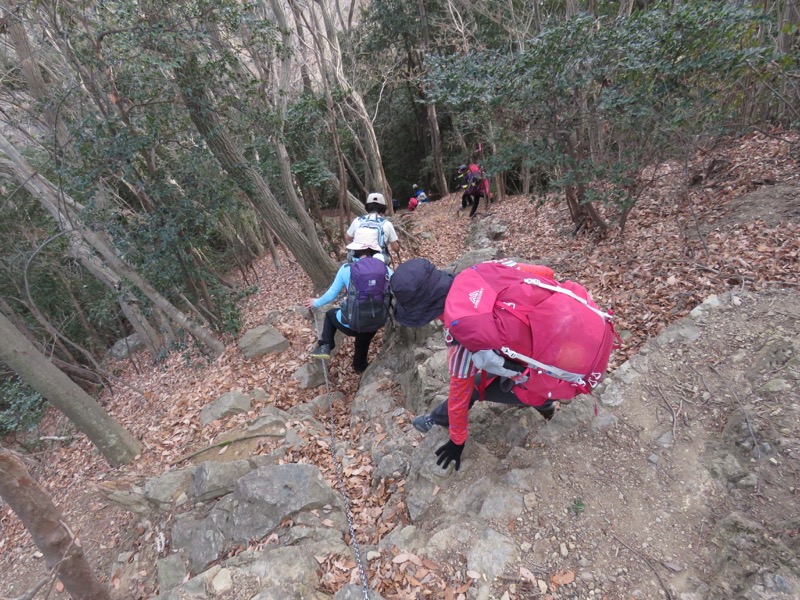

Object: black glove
[435,440,465,471]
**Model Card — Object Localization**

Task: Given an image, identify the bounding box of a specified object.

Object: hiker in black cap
[391,258,561,471]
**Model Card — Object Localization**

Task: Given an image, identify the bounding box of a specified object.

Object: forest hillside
[0,130,798,599]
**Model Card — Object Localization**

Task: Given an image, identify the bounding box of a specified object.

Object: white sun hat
[346,227,382,252]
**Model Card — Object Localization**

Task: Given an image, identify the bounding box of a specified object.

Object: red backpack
[443,260,618,404]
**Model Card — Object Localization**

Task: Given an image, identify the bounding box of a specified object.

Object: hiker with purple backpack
[305,228,392,374]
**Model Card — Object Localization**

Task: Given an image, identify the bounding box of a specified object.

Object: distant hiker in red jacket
[457,164,490,218]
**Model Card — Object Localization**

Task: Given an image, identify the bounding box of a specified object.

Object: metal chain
[312,310,372,600]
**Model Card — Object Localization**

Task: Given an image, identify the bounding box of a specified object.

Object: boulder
[188,459,254,502]
[239,325,289,358]
[231,464,341,543]
[143,468,195,511]
[200,390,252,425]
[292,362,325,389]
[107,333,144,360]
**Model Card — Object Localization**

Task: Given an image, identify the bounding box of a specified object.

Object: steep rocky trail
[0,131,798,599]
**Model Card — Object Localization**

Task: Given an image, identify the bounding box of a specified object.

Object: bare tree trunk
[418,0,448,197]
[342,153,368,200]
[619,0,635,18]
[171,55,336,289]
[267,0,323,242]
[1,0,70,149]
[303,0,393,203]
[0,448,111,600]
[777,0,799,54]
[0,135,225,357]
[0,313,141,466]
[0,297,104,388]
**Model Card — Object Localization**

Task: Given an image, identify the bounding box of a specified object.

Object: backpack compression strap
[496,278,613,391]
[523,278,613,321]
[499,346,588,388]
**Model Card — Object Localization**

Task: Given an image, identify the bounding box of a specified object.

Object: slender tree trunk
[305,0,392,203]
[418,0,448,197]
[0,297,104,388]
[0,136,224,357]
[1,0,70,149]
[342,153,368,200]
[267,0,322,242]
[0,448,111,600]
[0,313,141,466]
[171,56,336,289]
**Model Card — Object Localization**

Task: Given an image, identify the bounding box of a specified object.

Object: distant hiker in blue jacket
[305,228,392,373]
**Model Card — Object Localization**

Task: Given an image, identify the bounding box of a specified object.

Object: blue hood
[390,258,454,327]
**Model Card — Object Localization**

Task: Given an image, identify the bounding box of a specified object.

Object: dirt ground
[470,286,800,599]
[0,133,798,599]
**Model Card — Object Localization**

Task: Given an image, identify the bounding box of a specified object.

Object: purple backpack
[342,257,390,332]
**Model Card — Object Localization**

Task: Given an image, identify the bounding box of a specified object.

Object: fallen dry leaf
[551,570,576,586]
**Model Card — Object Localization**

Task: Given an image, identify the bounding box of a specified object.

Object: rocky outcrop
[113,247,800,600]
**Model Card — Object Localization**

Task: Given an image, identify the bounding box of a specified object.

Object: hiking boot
[537,402,556,421]
[353,361,369,374]
[412,413,436,433]
[310,342,332,360]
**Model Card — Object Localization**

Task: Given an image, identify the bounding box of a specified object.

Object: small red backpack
[443,260,618,404]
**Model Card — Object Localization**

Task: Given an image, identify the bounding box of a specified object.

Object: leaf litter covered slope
[0,130,798,598]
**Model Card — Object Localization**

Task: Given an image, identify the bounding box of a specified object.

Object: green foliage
[569,497,586,516]
[0,369,46,436]
[423,2,777,217]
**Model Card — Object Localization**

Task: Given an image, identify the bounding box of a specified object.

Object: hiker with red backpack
[305,228,392,373]
[458,164,490,218]
[390,258,617,471]
[346,192,400,263]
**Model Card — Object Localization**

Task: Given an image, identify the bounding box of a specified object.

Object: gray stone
[248,405,292,434]
[426,523,476,554]
[373,452,411,483]
[737,473,758,488]
[655,431,674,448]
[760,378,790,394]
[170,498,233,573]
[467,528,518,583]
[210,568,232,593]
[252,585,328,600]
[448,248,499,273]
[249,388,269,402]
[292,362,325,389]
[104,485,150,514]
[479,486,524,520]
[503,468,539,492]
[238,325,289,358]
[156,553,187,592]
[189,460,253,502]
[452,476,494,516]
[232,464,340,543]
[143,468,194,510]
[200,391,252,425]
[599,380,626,407]
[227,546,321,591]
[107,333,144,360]
[378,525,424,553]
[334,584,384,600]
